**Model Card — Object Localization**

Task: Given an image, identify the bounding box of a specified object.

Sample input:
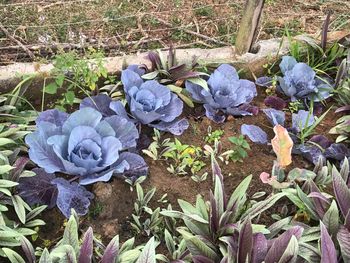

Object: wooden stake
[235,0,265,55]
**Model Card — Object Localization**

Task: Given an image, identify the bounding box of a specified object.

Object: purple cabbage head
[185,64,257,123]
[112,65,188,135]
[278,56,333,101]
[25,108,146,185]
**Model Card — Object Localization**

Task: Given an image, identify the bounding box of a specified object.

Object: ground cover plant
[0,11,350,263]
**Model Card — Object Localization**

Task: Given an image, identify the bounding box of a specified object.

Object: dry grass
[0,0,349,63]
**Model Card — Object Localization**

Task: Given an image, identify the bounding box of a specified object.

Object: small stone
[92,182,113,203]
[101,219,119,239]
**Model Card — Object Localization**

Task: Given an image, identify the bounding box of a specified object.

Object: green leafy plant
[142,129,172,161]
[160,156,286,261]
[131,183,161,237]
[329,113,350,142]
[0,98,46,259]
[204,126,224,143]
[163,139,205,176]
[288,100,303,113]
[43,49,107,110]
[221,135,250,163]
[7,209,160,262]
[143,131,206,176]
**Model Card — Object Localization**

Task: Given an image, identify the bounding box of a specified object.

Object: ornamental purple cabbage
[111,65,189,135]
[277,56,333,101]
[25,107,146,185]
[185,64,257,123]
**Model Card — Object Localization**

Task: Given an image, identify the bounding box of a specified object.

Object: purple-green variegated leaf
[78,227,93,263]
[332,170,350,219]
[209,191,219,235]
[242,192,285,220]
[227,175,252,215]
[177,229,220,262]
[38,248,52,263]
[298,242,321,263]
[322,200,339,236]
[308,181,329,219]
[192,255,216,263]
[264,226,304,263]
[238,218,253,263]
[321,12,331,51]
[136,237,156,263]
[320,221,337,263]
[344,211,350,231]
[101,235,119,263]
[251,233,267,263]
[10,157,30,182]
[20,236,35,263]
[147,51,161,70]
[279,235,299,263]
[337,226,350,262]
[267,217,292,239]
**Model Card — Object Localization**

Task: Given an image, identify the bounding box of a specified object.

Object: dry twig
[0,23,35,60]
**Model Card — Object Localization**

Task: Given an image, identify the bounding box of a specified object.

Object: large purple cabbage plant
[257,56,333,102]
[103,65,189,135]
[185,64,258,123]
[21,107,148,217]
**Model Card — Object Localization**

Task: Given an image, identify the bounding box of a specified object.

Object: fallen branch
[0,37,164,52]
[0,23,35,60]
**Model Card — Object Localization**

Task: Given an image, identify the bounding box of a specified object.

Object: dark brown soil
[37,95,341,248]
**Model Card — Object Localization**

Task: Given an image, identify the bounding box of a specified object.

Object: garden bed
[0,27,350,262]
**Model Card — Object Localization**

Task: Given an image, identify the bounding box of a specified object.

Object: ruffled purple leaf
[264,96,286,110]
[17,168,58,208]
[255,76,273,87]
[26,107,144,185]
[309,135,332,149]
[109,100,134,122]
[324,143,350,161]
[241,124,268,144]
[36,109,69,127]
[51,178,94,218]
[320,221,337,263]
[277,56,332,101]
[294,144,325,165]
[292,110,315,132]
[79,94,115,117]
[114,152,148,181]
[185,64,257,120]
[151,118,189,135]
[279,56,297,74]
[121,67,144,92]
[204,104,225,123]
[262,108,285,126]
